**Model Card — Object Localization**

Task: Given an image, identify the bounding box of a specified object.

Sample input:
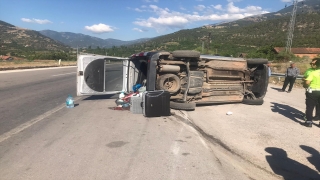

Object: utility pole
[200,37,206,53]
[285,0,298,53]
[206,32,211,54]
[199,32,212,54]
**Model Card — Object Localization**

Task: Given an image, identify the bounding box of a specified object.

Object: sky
[0,0,298,41]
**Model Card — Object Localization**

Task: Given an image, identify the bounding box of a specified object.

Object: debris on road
[226,111,233,115]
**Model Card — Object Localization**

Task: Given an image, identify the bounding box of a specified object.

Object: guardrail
[271,73,304,80]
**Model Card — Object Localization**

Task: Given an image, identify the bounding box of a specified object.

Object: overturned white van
[77,50,269,111]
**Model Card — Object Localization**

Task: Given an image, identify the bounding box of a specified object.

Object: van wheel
[170,101,196,111]
[242,98,264,105]
[172,50,200,58]
[157,74,181,94]
[247,58,268,65]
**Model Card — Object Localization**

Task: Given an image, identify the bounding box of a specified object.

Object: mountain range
[1,0,320,57]
[39,30,151,48]
[111,0,320,57]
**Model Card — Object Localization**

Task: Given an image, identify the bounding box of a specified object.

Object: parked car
[77,50,269,110]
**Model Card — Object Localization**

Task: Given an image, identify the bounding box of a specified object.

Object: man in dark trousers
[281,62,300,93]
[303,58,320,121]
[304,60,320,127]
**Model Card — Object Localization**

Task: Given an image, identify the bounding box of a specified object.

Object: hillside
[39,30,151,48]
[0,21,70,55]
[1,0,320,59]
[90,0,320,57]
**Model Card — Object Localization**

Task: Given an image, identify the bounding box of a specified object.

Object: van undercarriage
[129,50,269,110]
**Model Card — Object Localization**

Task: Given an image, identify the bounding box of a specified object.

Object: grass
[0,60,76,70]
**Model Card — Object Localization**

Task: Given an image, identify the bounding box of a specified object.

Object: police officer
[303,58,320,121]
[304,59,320,127]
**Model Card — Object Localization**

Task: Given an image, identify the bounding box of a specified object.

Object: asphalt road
[0,66,244,180]
[1,66,318,179]
[0,67,77,136]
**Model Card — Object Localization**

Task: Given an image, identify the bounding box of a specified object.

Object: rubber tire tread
[247,58,268,65]
[242,98,264,105]
[170,101,196,111]
[172,50,200,58]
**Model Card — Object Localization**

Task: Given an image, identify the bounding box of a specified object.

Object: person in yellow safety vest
[303,58,320,121]
[304,59,320,127]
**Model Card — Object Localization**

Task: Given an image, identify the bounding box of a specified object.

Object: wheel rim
[163,77,178,91]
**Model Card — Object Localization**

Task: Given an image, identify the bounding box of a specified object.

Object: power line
[285,0,299,53]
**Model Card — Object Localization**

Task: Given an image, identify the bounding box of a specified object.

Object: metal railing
[271,73,304,80]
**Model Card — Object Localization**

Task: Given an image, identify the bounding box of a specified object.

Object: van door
[77,54,129,96]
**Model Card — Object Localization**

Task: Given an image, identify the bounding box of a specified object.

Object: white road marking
[52,72,77,76]
[0,96,81,143]
[0,66,76,74]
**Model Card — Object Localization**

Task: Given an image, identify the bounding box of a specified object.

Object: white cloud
[179,6,186,11]
[227,2,267,14]
[135,8,144,12]
[135,5,148,12]
[143,0,158,3]
[21,18,33,23]
[133,28,148,32]
[194,5,206,11]
[213,4,223,10]
[134,15,189,30]
[227,2,241,13]
[133,3,269,33]
[21,18,52,24]
[85,23,115,33]
[281,0,303,2]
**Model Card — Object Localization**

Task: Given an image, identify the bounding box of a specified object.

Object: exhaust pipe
[159,65,180,73]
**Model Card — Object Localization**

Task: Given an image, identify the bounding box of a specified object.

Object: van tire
[247,58,268,65]
[170,101,196,111]
[242,98,264,105]
[156,74,181,94]
[172,50,200,58]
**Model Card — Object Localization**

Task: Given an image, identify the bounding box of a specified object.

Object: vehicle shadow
[300,145,320,173]
[265,147,320,180]
[271,102,305,124]
[270,87,283,91]
[83,94,118,100]
[196,102,238,107]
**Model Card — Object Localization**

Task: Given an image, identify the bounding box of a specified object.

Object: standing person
[303,59,320,120]
[267,61,272,77]
[304,60,320,127]
[281,62,300,93]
